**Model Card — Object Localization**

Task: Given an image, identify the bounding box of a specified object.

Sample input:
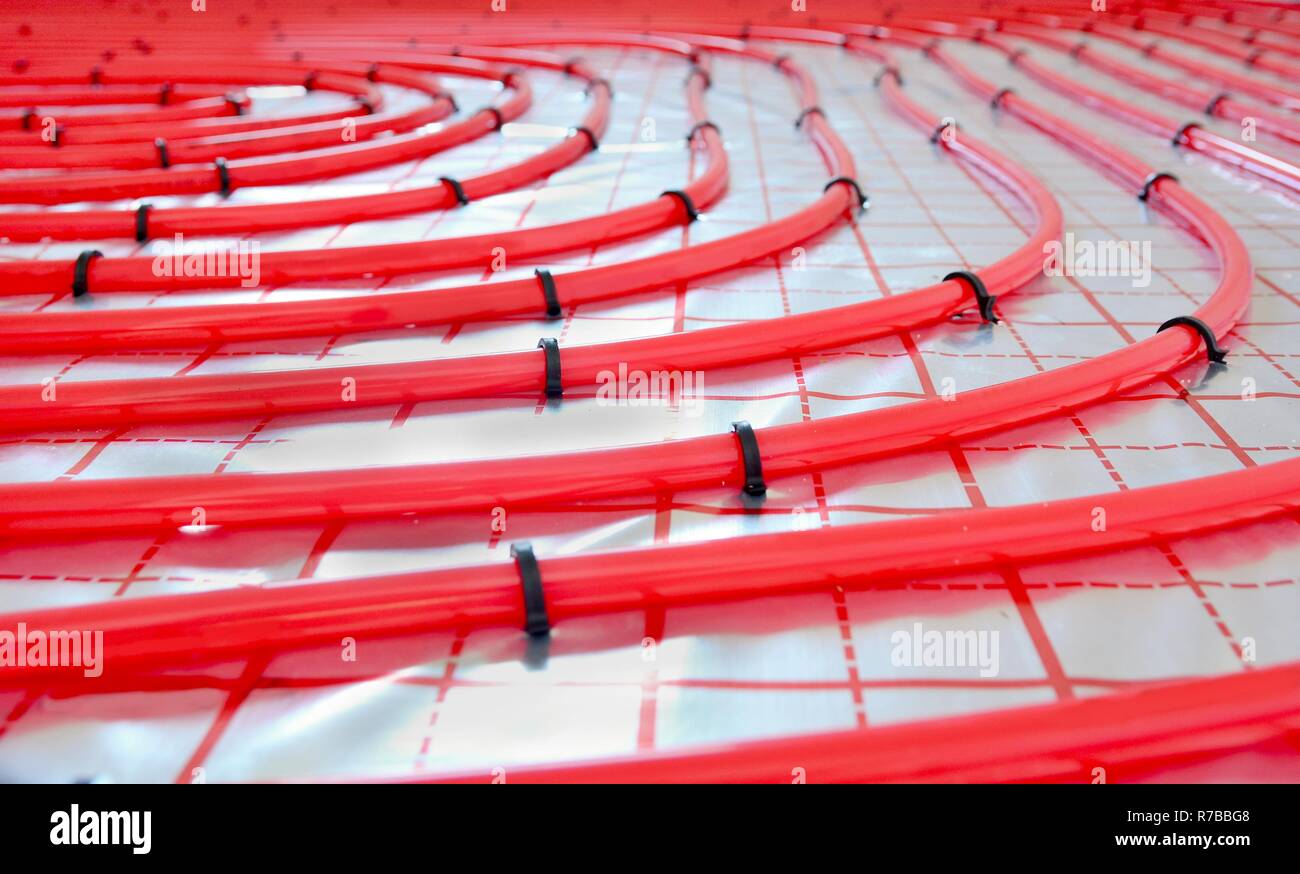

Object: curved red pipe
[2,437,1296,687]
[0,28,1248,539]
[0,58,1058,431]
[0,16,1290,787]
[0,62,525,204]
[413,663,1300,783]
[991,19,1300,148]
[0,49,848,350]
[0,64,448,170]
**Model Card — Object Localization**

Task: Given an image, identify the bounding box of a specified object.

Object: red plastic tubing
[0,64,446,170]
[990,18,1300,148]
[0,34,1061,431]
[0,48,595,239]
[0,59,513,203]
[862,16,1300,195]
[411,662,1300,783]
[1026,10,1300,109]
[2,440,1296,687]
[0,20,1291,785]
[0,28,1251,539]
[0,44,849,349]
[0,55,702,295]
[973,31,1300,196]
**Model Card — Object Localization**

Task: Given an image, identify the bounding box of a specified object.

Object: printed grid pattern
[0,32,1298,782]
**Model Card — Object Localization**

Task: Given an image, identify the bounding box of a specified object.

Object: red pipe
[0,64,449,170]
[0,82,233,108]
[1035,12,1300,109]
[0,50,847,351]
[0,47,605,238]
[0,54,1059,431]
[0,62,524,204]
[991,19,1300,148]
[0,16,1290,786]
[0,30,1250,538]
[0,57,705,292]
[2,443,1295,687]
[411,663,1300,783]
[968,31,1300,196]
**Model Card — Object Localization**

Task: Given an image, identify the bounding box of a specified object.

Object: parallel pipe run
[2,443,1298,687]
[1,17,1294,786]
[844,16,1300,196]
[0,43,855,350]
[989,19,1300,148]
[0,64,448,170]
[0,34,1067,519]
[0,47,598,240]
[960,31,1300,196]
[0,61,515,204]
[1010,9,1300,110]
[0,53,707,290]
[0,27,1249,540]
[0,89,253,130]
[0,50,1061,431]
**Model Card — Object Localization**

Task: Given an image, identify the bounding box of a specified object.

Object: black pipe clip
[731,420,767,497]
[1137,171,1178,202]
[570,126,599,152]
[433,91,458,113]
[439,176,469,206]
[535,269,562,319]
[872,66,903,87]
[1157,316,1227,363]
[661,189,700,223]
[482,106,504,131]
[795,106,825,130]
[1203,92,1230,116]
[214,156,231,197]
[72,250,103,298]
[509,542,551,637]
[134,204,152,243]
[824,176,869,212]
[989,87,1014,110]
[1170,121,1199,147]
[155,137,170,168]
[945,270,999,323]
[537,338,563,398]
